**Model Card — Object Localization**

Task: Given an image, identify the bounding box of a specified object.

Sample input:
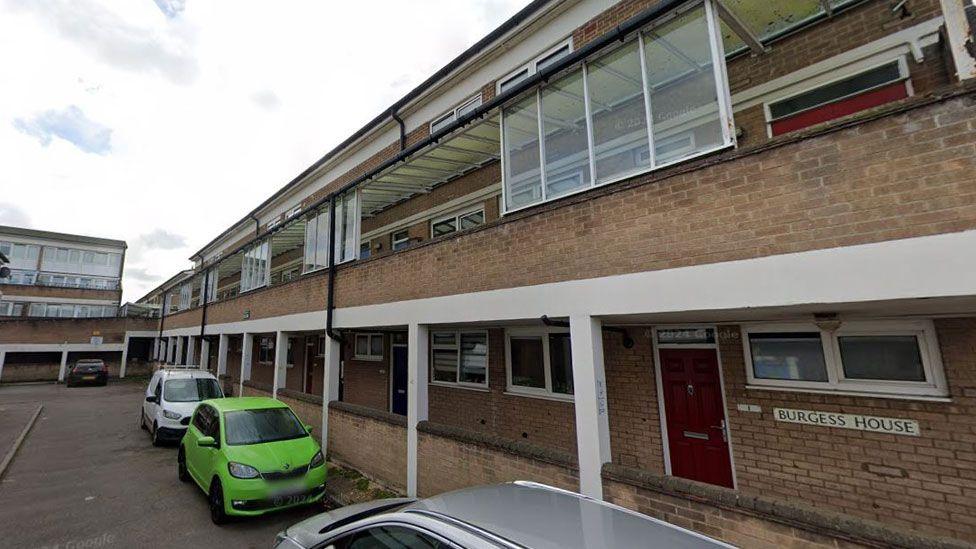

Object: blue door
[391,345,408,416]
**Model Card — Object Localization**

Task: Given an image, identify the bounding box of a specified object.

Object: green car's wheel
[209,478,227,525]
[177,447,189,483]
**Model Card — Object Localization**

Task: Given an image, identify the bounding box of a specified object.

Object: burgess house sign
[773,408,920,436]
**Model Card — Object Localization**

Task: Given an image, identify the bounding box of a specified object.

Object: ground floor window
[742,320,946,398]
[430,330,488,387]
[258,336,274,363]
[505,327,573,399]
[354,333,383,361]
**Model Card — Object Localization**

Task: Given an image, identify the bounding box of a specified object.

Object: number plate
[83,375,96,380]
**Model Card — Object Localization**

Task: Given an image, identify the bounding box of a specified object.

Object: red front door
[659,348,733,488]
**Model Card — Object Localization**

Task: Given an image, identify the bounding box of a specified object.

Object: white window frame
[179,282,192,310]
[499,1,735,215]
[391,230,411,251]
[497,38,574,94]
[504,326,573,401]
[240,240,270,293]
[430,94,483,134]
[353,333,384,361]
[430,206,485,238]
[742,320,948,399]
[762,56,912,137]
[429,329,489,389]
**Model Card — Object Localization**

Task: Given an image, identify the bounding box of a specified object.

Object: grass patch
[355,478,370,491]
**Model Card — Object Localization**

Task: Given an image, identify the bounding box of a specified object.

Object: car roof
[75,359,103,363]
[202,397,286,412]
[405,482,734,549]
[158,369,217,380]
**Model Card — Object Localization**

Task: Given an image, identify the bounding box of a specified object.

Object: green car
[178,397,327,524]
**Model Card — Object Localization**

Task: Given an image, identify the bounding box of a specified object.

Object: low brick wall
[327,401,407,492]
[277,388,324,444]
[602,464,969,549]
[240,380,273,398]
[417,421,579,497]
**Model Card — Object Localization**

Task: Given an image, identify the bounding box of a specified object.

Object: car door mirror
[197,436,217,448]
[304,424,314,434]
[146,396,157,403]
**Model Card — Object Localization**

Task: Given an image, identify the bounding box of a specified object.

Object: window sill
[744,384,951,403]
[352,355,384,362]
[504,390,574,403]
[430,381,489,393]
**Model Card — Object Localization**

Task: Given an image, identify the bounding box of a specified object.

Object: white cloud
[14,105,112,154]
[139,228,186,250]
[0,0,531,301]
[0,202,31,227]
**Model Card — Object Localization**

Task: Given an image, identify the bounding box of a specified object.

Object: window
[203,267,218,303]
[303,191,359,273]
[391,230,411,251]
[258,337,274,363]
[743,320,947,398]
[505,328,573,398]
[287,206,302,219]
[501,4,733,212]
[430,94,483,134]
[0,301,23,316]
[767,60,909,136]
[5,243,40,261]
[330,525,449,549]
[431,330,488,386]
[498,38,573,93]
[179,282,192,310]
[240,240,269,292]
[430,208,485,238]
[359,241,371,259]
[354,334,383,361]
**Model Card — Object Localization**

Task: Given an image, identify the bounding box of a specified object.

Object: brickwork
[604,331,666,472]
[327,402,407,492]
[342,333,390,412]
[0,317,156,344]
[417,422,579,497]
[428,329,577,454]
[0,284,120,302]
[715,319,976,542]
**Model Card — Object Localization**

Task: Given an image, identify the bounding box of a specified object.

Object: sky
[0,0,530,302]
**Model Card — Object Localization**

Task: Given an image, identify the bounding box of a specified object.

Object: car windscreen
[163,378,223,403]
[223,408,308,446]
[73,362,103,372]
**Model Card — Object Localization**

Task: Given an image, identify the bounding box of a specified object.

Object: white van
[141,368,224,446]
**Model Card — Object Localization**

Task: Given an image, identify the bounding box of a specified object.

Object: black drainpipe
[540,315,634,349]
[325,195,343,344]
[198,264,210,367]
[391,108,406,151]
[157,291,166,361]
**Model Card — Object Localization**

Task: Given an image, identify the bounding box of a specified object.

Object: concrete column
[941,0,976,81]
[187,336,197,366]
[175,337,184,366]
[216,334,229,376]
[272,331,289,398]
[320,334,342,453]
[569,314,612,499]
[200,338,210,371]
[0,351,6,382]
[406,323,429,498]
[120,334,131,378]
[240,332,253,396]
[58,349,69,383]
[166,337,173,363]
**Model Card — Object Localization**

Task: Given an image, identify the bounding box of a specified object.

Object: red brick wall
[328,403,407,492]
[342,333,391,412]
[0,317,156,344]
[712,319,976,542]
[428,329,578,454]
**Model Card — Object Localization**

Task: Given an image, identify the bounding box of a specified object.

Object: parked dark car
[66,359,109,387]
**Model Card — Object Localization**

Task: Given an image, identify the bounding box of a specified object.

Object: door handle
[710,419,727,443]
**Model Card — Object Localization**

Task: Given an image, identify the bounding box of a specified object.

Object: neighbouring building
[0,226,157,382]
[139,0,976,546]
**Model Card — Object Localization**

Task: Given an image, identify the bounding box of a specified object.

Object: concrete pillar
[166,337,174,363]
[0,351,5,382]
[272,331,289,398]
[406,323,429,498]
[120,334,131,378]
[569,314,612,499]
[240,333,253,396]
[175,337,184,366]
[58,349,69,383]
[320,334,342,453]
[187,336,197,366]
[216,334,229,376]
[200,338,210,371]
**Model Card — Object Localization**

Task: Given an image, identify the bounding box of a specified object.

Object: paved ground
[0,380,327,549]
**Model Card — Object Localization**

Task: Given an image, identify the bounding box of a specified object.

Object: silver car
[274,481,733,548]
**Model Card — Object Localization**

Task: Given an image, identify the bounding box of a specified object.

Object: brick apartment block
[61,0,976,546]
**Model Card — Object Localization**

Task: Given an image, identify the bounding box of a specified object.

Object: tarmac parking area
[0,380,324,549]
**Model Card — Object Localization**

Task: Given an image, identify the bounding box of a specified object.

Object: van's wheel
[151,422,162,447]
[177,447,189,483]
[209,478,227,525]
